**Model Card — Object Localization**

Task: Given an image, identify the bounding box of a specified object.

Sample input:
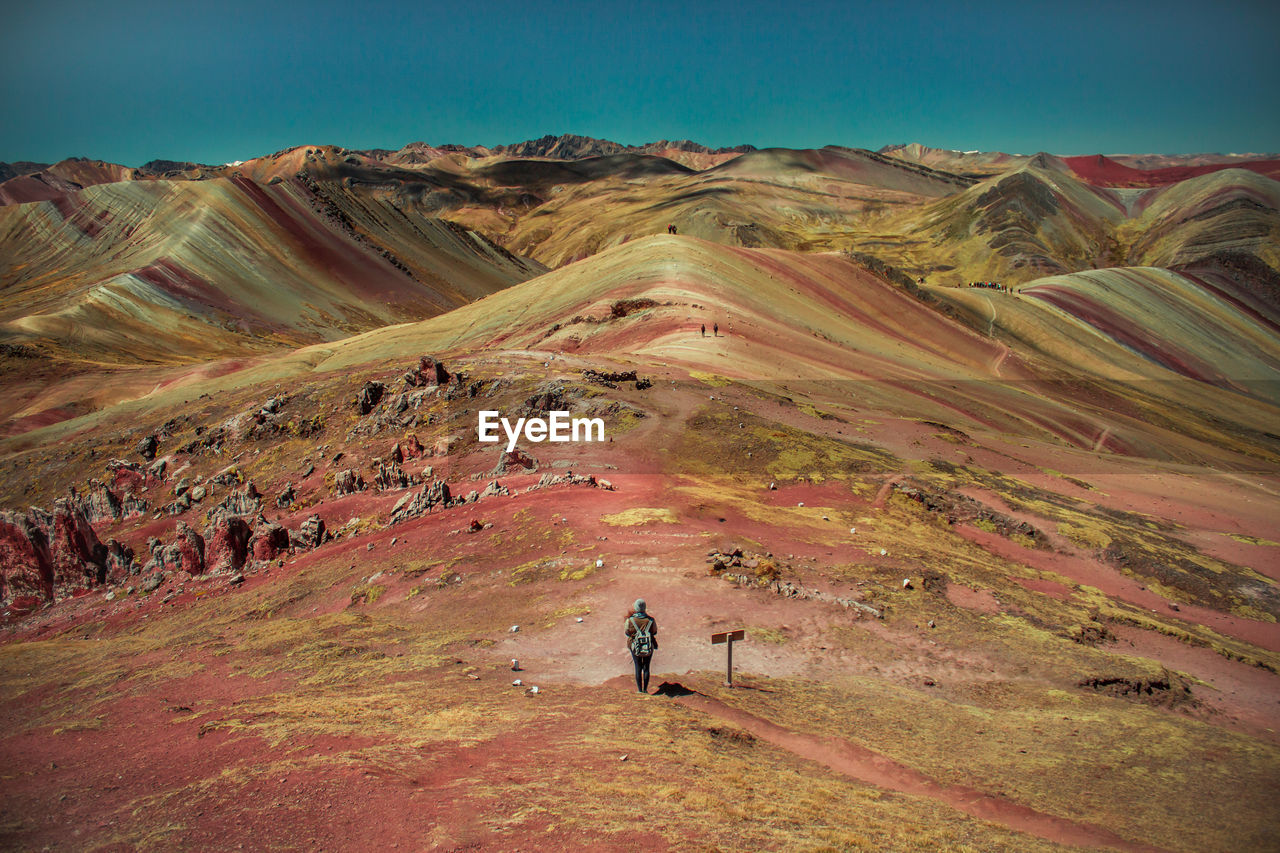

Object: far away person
[625,599,658,693]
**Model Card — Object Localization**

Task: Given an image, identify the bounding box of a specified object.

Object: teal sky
[2,0,1277,166]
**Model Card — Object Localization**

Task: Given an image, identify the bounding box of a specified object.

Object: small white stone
[880,549,887,556]
[529,686,540,694]
[850,527,856,534]
[798,501,804,507]
[596,558,604,568]
[576,617,584,623]
[512,679,523,686]
[509,625,520,633]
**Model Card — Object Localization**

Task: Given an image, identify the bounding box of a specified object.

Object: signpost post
[711,629,746,687]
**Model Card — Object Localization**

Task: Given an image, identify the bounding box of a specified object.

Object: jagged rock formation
[204,512,252,574]
[389,480,453,525]
[335,469,366,495]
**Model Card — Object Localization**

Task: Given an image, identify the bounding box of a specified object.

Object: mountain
[492,133,755,163]
[0,170,544,433]
[1062,154,1280,187]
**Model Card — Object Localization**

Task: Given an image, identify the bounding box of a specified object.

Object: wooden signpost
[711,629,746,687]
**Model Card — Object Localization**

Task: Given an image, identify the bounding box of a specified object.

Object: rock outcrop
[0,510,54,604]
[335,469,366,495]
[250,518,291,562]
[291,514,330,549]
[204,511,252,573]
[402,357,449,388]
[356,381,385,415]
[389,480,452,525]
[79,480,122,523]
[218,482,262,516]
[525,471,616,492]
[392,434,425,462]
[373,459,414,491]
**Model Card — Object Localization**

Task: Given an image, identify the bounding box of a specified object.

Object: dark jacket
[625,612,657,652]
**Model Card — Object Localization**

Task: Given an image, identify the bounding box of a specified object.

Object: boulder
[292,514,330,549]
[276,483,295,508]
[136,434,159,461]
[393,434,425,462]
[356,381,385,415]
[250,520,291,561]
[146,457,169,484]
[403,356,450,388]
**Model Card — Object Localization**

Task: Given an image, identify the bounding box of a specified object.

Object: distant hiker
[625,599,658,693]
[701,324,706,337]
[713,322,719,337]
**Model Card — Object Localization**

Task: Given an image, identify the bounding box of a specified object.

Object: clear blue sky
[2,0,1276,166]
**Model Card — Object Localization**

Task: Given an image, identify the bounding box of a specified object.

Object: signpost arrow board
[711,629,746,687]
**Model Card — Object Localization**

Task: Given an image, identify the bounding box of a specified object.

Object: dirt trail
[668,687,1172,853]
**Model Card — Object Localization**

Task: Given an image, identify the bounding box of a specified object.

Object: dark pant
[632,653,652,692]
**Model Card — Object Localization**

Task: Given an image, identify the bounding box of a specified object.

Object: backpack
[628,615,654,657]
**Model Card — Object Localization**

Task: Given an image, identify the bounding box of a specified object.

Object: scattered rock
[893,480,1048,547]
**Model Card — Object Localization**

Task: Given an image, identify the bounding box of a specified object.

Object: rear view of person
[625,599,658,693]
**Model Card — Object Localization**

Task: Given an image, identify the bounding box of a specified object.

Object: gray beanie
[634,598,646,613]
